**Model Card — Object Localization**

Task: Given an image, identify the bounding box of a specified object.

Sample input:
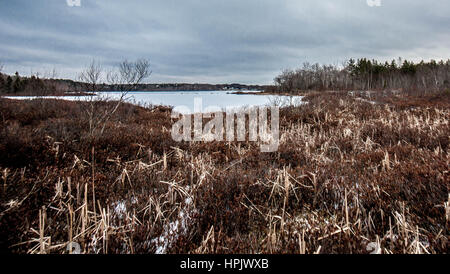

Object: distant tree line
[0,69,82,95]
[0,59,266,95]
[0,71,33,94]
[273,58,450,93]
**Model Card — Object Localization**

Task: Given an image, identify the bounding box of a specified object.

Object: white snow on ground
[113,197,139,219]
[114,201,127,219]
[151,196,195,254]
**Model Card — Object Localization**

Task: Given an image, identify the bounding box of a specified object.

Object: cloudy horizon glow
[1,0,450,85]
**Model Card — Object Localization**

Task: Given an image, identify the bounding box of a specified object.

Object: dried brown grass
[0,91,448,254]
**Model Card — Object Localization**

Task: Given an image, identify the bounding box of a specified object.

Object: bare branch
[107,59,151,92]
[50,67,59,79]
[134,59,152,86]
[119,60,137,86]
[79,60,102,92]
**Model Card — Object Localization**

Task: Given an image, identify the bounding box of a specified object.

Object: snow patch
[151,196,195,254]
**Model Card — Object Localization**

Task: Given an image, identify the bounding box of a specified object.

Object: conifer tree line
[0,62,48,95]
[0,67,79,95]
[0,72,59,95]
[274,58,450,93]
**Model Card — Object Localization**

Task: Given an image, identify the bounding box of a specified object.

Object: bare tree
[47,67,59,80]
[79,60,102,93]
[80,58,151,138]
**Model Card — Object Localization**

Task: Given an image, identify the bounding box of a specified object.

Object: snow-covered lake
[3,90,304,113]
[4,91,303,113]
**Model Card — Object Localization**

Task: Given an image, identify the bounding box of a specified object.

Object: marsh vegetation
[0,88,448,254]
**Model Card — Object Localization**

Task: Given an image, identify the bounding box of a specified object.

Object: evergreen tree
[12,72,23,93]
[0,74,5,93]
[6,76,13,93]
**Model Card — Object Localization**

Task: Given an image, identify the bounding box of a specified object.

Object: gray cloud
[1,0,449,84]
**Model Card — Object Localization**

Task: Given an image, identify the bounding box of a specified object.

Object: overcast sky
[0,0,449,84]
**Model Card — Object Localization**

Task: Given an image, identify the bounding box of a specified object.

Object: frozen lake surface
[3,90,304,113]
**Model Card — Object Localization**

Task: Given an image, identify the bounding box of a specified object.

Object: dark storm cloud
[1,0,449,84]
